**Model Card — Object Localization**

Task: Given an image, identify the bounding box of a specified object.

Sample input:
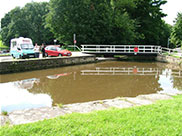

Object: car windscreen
[57,48,64,51]
[21,44,34,50]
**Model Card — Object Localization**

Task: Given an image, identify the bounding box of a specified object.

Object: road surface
[0,52,94,62]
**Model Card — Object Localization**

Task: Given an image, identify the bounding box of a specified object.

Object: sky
[0,0,49,20]
[161,0,182,25]
[0,0,182,25]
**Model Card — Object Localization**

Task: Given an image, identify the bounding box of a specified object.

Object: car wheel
[45,53,48,57]
[59,54,62,57]
[12,55,15,59]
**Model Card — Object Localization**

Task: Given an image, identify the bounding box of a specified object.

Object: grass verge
[0,53,10,57]
[1,95,182,136]
[162,52,182,59]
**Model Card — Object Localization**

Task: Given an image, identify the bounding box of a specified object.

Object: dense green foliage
[0,35,8,49]
[47,0,169,46]
[1,95,182,135]
[0,2,54,46]
[0,0,177,47]
[46,0,138,45]
[0,40,9,49]
[170,12,182,48]
[132,0,169,45]
[159,21,172,47]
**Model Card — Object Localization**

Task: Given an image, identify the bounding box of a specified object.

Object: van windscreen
[21,44,34,50]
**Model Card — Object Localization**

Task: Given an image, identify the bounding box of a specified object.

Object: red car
[45,46,72,57]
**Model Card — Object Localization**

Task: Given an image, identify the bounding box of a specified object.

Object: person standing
[41,43,45,58]
[34,43,40,58]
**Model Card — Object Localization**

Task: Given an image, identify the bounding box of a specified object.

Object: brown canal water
[0,61,182,112]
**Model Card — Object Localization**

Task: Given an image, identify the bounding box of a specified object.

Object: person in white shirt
[34,43,40,58]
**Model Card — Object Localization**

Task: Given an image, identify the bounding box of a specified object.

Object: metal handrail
[161,47,174,54]
[81,45,162,54]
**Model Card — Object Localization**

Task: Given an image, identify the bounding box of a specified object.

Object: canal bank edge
[0,54,181,74]
[156,54,182,67]
[0,56,96,74]
[1,92,182,126]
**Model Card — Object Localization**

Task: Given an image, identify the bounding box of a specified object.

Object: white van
[10,37,35,59]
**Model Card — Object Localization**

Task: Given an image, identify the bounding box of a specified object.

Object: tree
[0,7,25,46]
[47,0,109,45]
[110,0,137,44]
[23,2,54,44]
[1,0,168,47]
[159,21,172,47]
[129,0,167,45]
[170,12,182,48]
[0,2,54,46]
[46,0,137,45]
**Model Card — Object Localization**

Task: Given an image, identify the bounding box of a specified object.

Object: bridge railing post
[144,46,145,53]
[82,45,84,52]
[159,46,162,54]
[96,45,100,52]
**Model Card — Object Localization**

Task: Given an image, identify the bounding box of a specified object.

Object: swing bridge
[81,45,173,56]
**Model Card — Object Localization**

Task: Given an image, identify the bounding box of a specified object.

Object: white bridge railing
[81,67,182,78]
[81,45,162,55]
[161,47,174,54]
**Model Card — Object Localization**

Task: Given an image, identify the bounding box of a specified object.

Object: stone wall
[1,55,181,74]
[0,56,96,74]
[156,55,182,67]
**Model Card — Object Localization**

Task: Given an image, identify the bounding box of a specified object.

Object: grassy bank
[1,95,182,136]
[0,53,10,57]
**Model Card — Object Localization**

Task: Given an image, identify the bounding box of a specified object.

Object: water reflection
[15,78,40,89]
[46,72,72,79]
[81,67,162,76]
[81,67,182,77]
[0,79,52,113]
[159,69,182,94]
[0,61,181,113]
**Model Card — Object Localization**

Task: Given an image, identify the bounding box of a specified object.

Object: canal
[0,61,182,112]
